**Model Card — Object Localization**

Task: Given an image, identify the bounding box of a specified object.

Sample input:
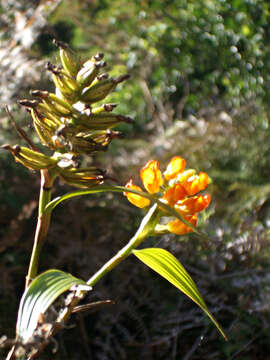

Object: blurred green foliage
[50,0,270,113]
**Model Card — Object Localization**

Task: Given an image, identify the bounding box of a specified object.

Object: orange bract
[167,215,197,235]
[124,156,211,237]
[140,160,163,194]
[175,194,211,215]
[182,172,210,196]
[124,180,151,208]
[162,183,187,206]
[164,156,186,181]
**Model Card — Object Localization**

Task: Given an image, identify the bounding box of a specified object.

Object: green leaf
[44,184,201,234]
[16,269,90,342]
[133,248,227,340]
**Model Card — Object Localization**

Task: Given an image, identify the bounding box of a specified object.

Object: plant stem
[87,203,160,287]
[6,170,55,359]
[5,205,160,360]
[25,169,55,289]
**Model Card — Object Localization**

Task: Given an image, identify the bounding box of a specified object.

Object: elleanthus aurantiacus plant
[2,42,226,360]
[124,156,211,235]
[1,40,134,298]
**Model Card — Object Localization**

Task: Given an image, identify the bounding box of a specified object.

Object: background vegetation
[1,0,270,359]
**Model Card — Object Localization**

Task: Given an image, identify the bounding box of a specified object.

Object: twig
[176,77,190,120]
[77,314,92,358]
[72,300,115,314]
[228,333,260,360]
[5,106,38,151]
[182,328,208,360]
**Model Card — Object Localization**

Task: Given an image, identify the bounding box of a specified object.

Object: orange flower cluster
[124,157,211,235]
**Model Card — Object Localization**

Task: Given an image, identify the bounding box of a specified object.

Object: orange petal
[164,156,186,181]
[182,172,210,196]
[124,180,151,208]
[167,215,197,235]
[140,160,163,194]
[176,194,211,215]
[162,184,187,205]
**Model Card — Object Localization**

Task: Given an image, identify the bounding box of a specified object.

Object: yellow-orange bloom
[140,160,163,194]
[162,183,187,206]
[124,180,151,208]
[167,215,197,235]
[164,156,186,181]
[124,156,211,236]
[182,172,210,196]
[175,194,211,215]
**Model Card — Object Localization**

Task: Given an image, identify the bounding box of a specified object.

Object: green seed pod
[47,92,74,111]
[30,109,58,149]
[69,129,121,154]
[34,121,54,149]
[80,74,130,104]
[67,136,104,154]
[1,145,57,170]
[76,60,106,89]
[33,107,61,128]
[46,62,79,102]
[31,90,74,116]
[53,72,79,96]
[58,166,105,188]
[57,42,81,77]
[36,102,64,119]
[80,79,115,104]
[61,71,79,92]
[75,113,134,131]
[51,73,73,98]
[81,129,122,148]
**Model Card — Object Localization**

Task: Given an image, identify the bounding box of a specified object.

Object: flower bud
[140,160,163,194]
[124,180,151,208]
[164,156,186,181]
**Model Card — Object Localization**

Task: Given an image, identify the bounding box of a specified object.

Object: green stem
[87,203,160,286]
[7,205,159,360]
[25,169,55,289]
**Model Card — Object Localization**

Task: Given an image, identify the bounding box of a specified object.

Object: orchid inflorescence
[124,156,211,235]
[3,40,132,188]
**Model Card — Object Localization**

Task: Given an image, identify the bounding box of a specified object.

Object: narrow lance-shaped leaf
[133,248,227,340]
[16,269,90,343]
